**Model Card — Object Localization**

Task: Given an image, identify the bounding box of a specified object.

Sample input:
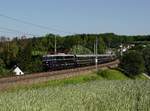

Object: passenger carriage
[43,53,115,71]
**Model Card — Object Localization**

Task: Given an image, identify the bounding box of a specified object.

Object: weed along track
[0,60,119,90]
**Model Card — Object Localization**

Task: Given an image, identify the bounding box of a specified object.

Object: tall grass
[0,80,149,111]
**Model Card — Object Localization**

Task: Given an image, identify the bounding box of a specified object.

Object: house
[13,66,24,76]
[119,44,135,52]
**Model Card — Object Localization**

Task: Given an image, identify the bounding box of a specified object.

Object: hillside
[0,69,149,111]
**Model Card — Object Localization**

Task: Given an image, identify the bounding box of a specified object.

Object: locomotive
[42,53,115,71]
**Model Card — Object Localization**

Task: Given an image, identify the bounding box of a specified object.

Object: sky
[0,0,150,37]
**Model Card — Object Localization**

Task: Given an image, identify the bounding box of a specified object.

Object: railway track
[0,60,119,90]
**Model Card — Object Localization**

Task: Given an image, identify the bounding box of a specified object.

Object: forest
[0,33,150,76]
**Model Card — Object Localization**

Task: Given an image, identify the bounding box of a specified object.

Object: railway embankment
[0,60,119,90]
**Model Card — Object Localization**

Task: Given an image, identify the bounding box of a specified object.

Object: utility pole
[54,35,57,55]
[95,36,98,72]
[94,43,95,55]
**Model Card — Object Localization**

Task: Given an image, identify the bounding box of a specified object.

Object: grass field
[0,69,149,111]
[0,80,149,111]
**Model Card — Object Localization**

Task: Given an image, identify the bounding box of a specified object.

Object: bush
[119,50,145,77]
[142,46,150,75]
[0,58,8,76]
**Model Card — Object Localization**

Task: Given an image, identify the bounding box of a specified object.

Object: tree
[142,46,150,75]
[0,58,7,76]
[17,42,32,72]
[1,41,19,68]
[28,56,43,73]
[97,37,107,54]
[69,45,93,55]
[120,50,145,76]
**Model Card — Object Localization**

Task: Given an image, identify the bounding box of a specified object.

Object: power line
[0,27,40,37]
[0,13,75,55]
[0,30,20,36]
[0,30,31,37]
[0,13,75,35]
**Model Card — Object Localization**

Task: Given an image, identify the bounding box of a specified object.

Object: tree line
[0,33,150,76]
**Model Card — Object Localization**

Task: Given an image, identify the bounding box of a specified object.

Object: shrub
[142,46,150,75]
[120,50,145,77]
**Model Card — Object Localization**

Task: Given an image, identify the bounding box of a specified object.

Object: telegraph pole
[54,35,57,55]
[95,36,98,72]
[94,43,95,55]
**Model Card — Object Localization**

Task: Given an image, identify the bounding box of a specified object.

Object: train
[42,53,116,71]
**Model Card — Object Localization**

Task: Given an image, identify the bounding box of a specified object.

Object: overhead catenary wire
[0,13,75,35]
[0,13,76,54]
[0,27,40,37]
[0,30,21,38]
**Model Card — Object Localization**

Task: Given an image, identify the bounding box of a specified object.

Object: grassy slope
[97,69,129,80]
[0,69,149,111]
[6,73,101,92]
[97,69,149,80]
[5,69,148,92]
[134,74,149,80]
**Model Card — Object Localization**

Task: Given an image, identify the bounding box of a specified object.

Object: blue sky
[0,0,150,37]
